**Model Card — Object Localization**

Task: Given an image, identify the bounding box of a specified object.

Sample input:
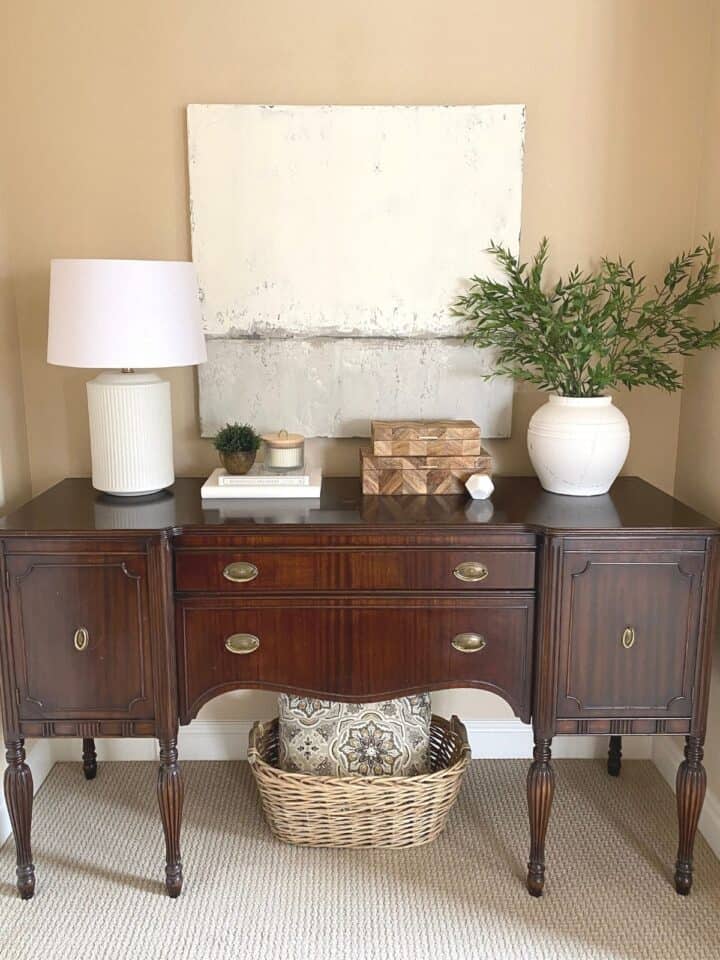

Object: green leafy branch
[452,236,720,397]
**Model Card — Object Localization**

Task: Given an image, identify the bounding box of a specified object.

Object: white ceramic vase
[527,395,630,496]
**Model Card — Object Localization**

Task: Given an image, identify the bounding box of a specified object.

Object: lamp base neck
[93,370,163,387]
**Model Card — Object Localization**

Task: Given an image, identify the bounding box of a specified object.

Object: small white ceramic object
[262,429,305,472]
[465,473,495,500]
[527,395,630,496]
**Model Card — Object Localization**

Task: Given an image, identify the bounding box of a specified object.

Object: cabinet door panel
[557,549,704,718]
[7,556,154,719]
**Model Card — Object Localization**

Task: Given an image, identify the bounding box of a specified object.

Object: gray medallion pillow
[277,693,431,777]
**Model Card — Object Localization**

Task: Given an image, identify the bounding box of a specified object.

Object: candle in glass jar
[262,429,305,472]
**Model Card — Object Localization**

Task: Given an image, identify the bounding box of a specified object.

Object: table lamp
[48,259,207,496]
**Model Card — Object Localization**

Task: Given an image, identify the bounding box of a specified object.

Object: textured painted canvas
[188,104,525,437]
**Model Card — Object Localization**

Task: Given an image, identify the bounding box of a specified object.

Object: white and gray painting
[188,104,525,437]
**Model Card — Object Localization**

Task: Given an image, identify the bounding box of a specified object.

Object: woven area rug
[0,759,718,960]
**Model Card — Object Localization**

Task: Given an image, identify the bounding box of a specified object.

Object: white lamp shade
[47,259,207,368]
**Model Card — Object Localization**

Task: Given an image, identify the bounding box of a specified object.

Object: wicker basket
[247,714,470,848]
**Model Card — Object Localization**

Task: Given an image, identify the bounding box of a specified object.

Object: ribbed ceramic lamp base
[87,372,174,496]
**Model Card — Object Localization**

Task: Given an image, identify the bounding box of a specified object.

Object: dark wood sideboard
[0,476,717,900]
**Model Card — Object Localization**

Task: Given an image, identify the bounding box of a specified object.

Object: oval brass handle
[453,561,489,583]
[224,633,260,655]
[621,627,636,650]
[222,561,259,584]
[73,627,89,652]
[451,632,487,653]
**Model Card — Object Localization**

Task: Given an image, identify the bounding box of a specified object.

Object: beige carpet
[0,759,718,960]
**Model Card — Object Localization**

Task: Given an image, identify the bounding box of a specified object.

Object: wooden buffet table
[0,476,716,899]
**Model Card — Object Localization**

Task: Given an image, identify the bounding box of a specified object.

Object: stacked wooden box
[361,419,493,495]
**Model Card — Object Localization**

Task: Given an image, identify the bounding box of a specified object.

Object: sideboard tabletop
[0,475,717,535]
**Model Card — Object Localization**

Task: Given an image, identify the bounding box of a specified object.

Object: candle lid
[262,429,305,449]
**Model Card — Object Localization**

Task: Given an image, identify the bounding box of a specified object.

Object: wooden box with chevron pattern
[371,419,483,456]
[362,420,492,494]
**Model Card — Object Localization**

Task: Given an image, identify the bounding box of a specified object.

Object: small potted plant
[213,422,262,475]
[454,237,720,495]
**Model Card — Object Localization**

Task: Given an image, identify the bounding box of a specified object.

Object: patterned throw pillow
[277,693,431,777]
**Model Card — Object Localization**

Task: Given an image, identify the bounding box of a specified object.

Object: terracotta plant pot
[220,450,257,475]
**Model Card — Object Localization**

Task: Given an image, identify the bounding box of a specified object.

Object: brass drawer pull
[621,627,636,650]
[73,627,89,652]
[453,561,489,583]
[222,561,259,584]
[451,632,487,654]
[225,633,260,655]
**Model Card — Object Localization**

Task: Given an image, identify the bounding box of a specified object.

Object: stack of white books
[201,465,322,499]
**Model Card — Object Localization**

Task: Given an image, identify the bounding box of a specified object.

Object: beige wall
[1,0,716,722]
[0,169,31,513]
[675,7,720,799]
[0,168,31,748]
[4,0,712,495]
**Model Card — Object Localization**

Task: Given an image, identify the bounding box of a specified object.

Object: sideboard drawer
[556,547,705,718]
[5,553,155,720]
[174,548,535,593]
[177,596,534,722]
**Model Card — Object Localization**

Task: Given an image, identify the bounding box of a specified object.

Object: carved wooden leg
[527,737,555,897]
[157,738,183,898]
[607,735,622,777]
[82,738,97,780]
[674,736,706,895]
[4,739,35,899]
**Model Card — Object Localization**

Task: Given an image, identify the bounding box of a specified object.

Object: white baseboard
[51,737,157,763]
[464,721,652,760]
[34,719,655,764]
[178,721,255,759]
[0,739,57,847]
[652,736,720,860]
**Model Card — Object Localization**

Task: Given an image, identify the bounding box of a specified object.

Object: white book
[201,467,322,499]
[218,466,309,487]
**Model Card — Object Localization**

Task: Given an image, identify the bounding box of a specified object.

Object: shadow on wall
[0,448,6,511]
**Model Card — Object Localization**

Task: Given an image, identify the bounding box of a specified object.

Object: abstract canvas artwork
[188,104,525,437]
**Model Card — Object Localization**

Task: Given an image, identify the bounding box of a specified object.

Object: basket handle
[247,720,265,766]
[450,715,472,760]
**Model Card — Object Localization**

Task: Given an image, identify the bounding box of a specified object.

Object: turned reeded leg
[157,737,183,898]
[4,739,35,899]
[674,736,706,896]
[82,738,97,780]
[607,736,622,777]
[527,737,555,897]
